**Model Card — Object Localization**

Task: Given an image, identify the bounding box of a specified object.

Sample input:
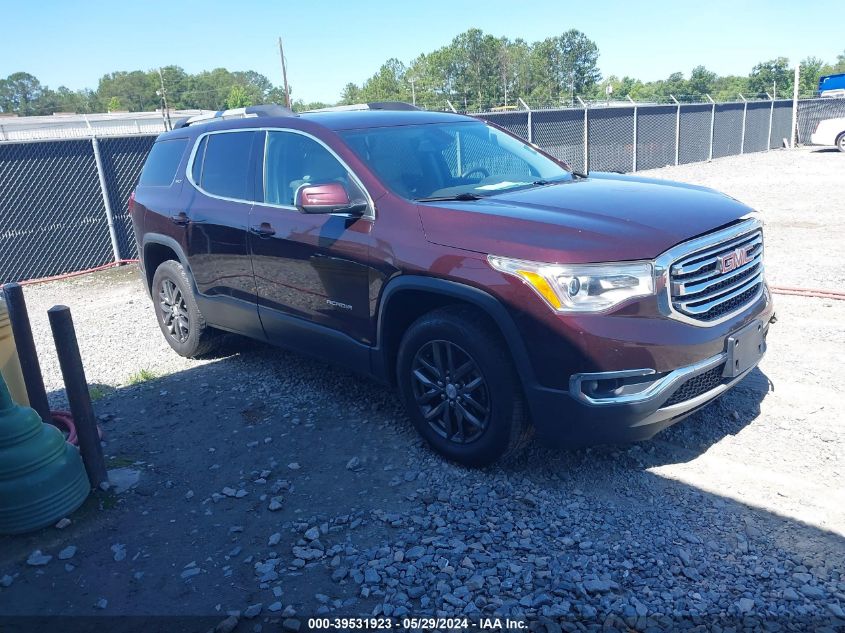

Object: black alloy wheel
[396,306,531,466]
[410,340,491,444]
[159,278,190,344]
[151,259,221,358]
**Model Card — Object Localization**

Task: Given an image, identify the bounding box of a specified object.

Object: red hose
[50,410,102,446]
[19,260,139,286]
[14,261,845,301]
[770,285,845,300]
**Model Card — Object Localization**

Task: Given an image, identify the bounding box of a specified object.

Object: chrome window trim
[185,127,375,219]
[654,215,764,327]
[570,352,726,407]
[184,127,262,206]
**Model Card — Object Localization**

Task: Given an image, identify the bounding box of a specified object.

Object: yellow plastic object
[0,295,29,406]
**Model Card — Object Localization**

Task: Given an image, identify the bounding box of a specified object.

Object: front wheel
[151,260,221,358]
[396,306,531,467]
[837,132,845,153]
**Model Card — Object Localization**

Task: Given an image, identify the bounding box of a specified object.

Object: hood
[417,173,755,263]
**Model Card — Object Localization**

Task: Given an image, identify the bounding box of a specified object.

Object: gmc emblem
[719,246,752,274]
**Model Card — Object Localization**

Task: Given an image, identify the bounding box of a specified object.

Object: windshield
[339,121,572,201]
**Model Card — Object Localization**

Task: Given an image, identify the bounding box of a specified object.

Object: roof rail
[173,104,295,129]
[305,101,421,113]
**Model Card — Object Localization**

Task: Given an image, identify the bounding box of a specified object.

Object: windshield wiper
[416,192,483,202]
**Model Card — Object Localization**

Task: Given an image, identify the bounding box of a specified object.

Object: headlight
[488,254,654,313]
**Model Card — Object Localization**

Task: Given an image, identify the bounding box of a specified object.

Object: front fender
[372,275,538,393]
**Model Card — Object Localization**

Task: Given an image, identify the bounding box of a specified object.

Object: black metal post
[2,283,51,423]
[47,305,107,488]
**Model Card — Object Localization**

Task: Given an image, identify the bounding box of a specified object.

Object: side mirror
[294,182,365,215]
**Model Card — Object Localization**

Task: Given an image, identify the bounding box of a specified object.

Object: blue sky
[2,0,843,103]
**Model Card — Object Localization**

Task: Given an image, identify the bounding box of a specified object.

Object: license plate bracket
[723,319,765,378]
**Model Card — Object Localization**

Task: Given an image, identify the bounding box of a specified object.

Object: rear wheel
[151,260,220,358]
[837,132,845,153]
[397,306,531,466]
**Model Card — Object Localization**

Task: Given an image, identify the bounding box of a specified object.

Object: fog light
[583,377,623,396]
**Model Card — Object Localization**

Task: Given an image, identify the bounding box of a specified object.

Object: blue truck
[819,73,845,97]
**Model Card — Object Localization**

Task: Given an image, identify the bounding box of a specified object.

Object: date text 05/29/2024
[307,617,528,630]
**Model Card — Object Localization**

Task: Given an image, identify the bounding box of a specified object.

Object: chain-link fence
[636,105,676,170]
[796,98,845,144]
[478,97,807,172]
[0,135,155,284]
[96,135,157,259]
[0,98,842,283]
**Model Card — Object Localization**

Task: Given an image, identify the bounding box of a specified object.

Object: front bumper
[525,317,772,447]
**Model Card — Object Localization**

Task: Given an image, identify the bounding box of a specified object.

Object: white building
[0,109,213,142]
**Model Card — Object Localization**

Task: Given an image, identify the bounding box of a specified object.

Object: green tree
[507,38,535,101]
[748,57,792,97]
[225,85,251,109]
[266,86,291,107]
[291,99,331,112]
[531,30,600,103]
[360,58,409,103]
[822,49,845,75]
[0,72,44,115]
[711,75,749,101]
[688,65,717,98]
[107,96,122,111]
[340,82,362,105]
[406,47,459,108]
[800,57,826,95]
[450,29,501,109]
[96,70,158,111]
[51,86,95,113]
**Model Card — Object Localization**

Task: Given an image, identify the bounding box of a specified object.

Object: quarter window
[191,136,207,185]
[139,138,188,187]
[197,131,257,201]
[264,131,365,208]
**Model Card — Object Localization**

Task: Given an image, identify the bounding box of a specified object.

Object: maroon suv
[130,103,773,466]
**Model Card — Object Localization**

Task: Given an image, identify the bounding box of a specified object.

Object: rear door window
[198,131,257,201]
[139,138,188,187]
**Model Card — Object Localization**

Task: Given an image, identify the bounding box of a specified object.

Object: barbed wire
[357,91,826,115]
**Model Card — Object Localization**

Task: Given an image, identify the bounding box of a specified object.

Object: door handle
[249,223,276,237]
[170,212,190,226]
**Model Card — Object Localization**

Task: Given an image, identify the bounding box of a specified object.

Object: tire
[151,260,220,358]
[396,306,531,467]
[837,132,845,153]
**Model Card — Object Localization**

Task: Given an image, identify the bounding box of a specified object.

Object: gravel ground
[0,147,843,631]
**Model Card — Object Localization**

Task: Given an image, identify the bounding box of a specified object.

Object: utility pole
[408,77,417,106]
[278,37,292,109]
[156,68,171,130]
[791,64,800,147]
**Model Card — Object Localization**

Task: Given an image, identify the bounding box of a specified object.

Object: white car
[810,117,845,152]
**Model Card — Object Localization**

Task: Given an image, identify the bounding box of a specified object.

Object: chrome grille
[670,228,764,323]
